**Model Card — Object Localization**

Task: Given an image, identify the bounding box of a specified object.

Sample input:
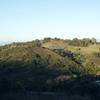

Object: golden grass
[42,40,100,65]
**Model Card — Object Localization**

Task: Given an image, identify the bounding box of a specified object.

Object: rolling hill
[0,38,100,100]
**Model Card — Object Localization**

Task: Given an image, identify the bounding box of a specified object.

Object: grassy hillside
[0,38,100,100]
[42,39,100,66]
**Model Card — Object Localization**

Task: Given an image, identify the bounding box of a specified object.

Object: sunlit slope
[42,40,100,65]
[0,44,75,67]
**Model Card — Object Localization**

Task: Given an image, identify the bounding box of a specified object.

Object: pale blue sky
[0,0,100,42]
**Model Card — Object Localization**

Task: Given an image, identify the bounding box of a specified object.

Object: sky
[0,0,100,42]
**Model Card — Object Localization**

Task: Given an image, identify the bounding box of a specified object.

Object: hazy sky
[0,0,100,42]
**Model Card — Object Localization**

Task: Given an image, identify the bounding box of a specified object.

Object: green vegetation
[94,52,100,57]
[66,38,97,47]
[0,38,100,100]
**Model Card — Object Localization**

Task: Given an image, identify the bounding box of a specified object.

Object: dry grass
[42,40,100,54]
[42,40,100,65]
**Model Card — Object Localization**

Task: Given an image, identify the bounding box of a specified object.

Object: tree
[91,38,96,44]
[43,37,51,43]
[33,39,41,47]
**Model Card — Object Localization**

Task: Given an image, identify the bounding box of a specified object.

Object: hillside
[0,38,100,100]
[42,39,100,66]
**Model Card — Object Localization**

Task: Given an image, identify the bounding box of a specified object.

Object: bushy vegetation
[94,52,100,57]
[65,38,97,47]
